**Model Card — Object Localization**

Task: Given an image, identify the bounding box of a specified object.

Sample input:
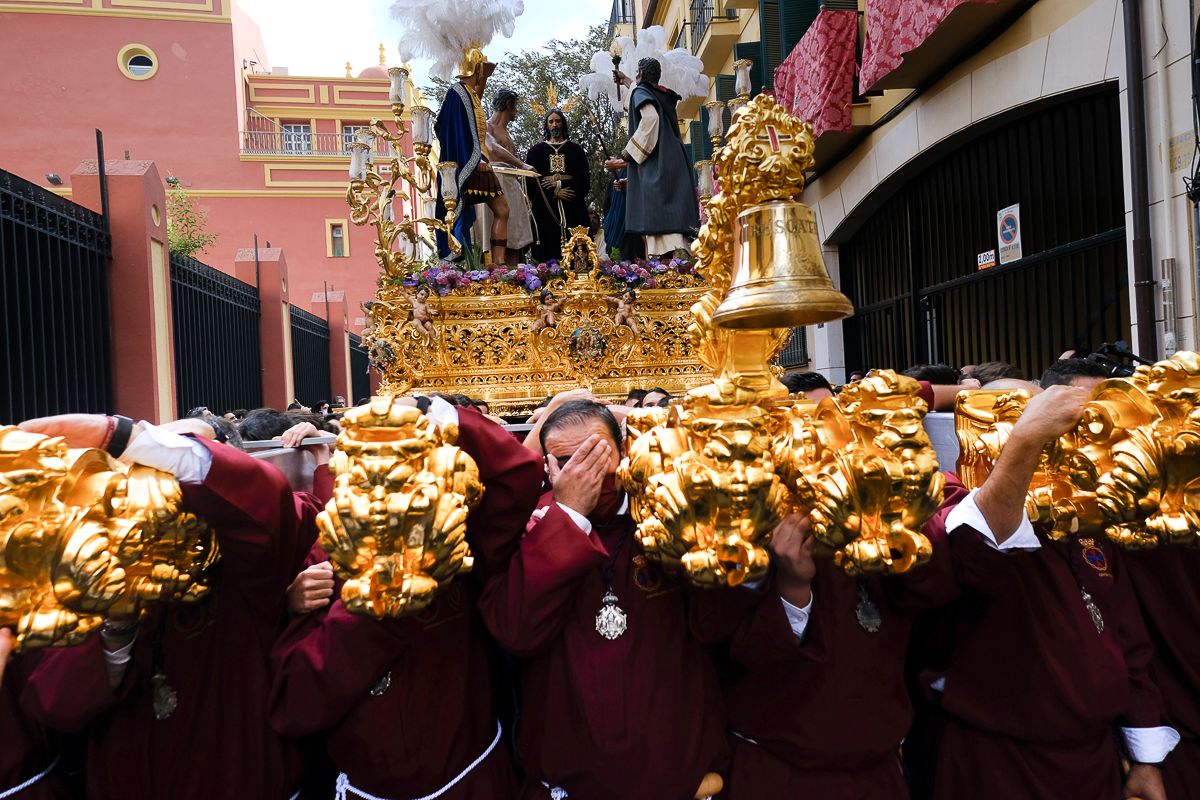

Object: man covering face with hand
[479,399,727,800]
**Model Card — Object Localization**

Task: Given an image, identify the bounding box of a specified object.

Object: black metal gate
[841,88,1129,379]
[290,305,330,407]
[0,169,112,422]
[348,332,370,403]
[169,253,262,416]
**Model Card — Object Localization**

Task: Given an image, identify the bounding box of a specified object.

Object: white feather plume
[390,0,525,81]
[578,26,710,113]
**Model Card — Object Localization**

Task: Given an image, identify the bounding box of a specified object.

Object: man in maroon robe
[17,414,331,800]
[479,400,727,800]
[691,476,967,799]
[1124,546,1200,797]
[933,385,1176,800]
[269,398,543,800]
[2,648,74,799]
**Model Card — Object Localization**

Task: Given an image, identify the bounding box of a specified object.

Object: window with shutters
[780,0,820,58]
[758,0,782,90]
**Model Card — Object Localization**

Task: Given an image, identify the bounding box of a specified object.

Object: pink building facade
[0,0,411,334]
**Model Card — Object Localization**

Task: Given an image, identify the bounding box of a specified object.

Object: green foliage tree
[166,185,219,258]
[425,24,627,212]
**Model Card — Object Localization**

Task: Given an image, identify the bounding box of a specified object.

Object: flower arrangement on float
[392,256,697,296]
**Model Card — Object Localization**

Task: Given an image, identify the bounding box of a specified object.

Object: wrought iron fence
[290,305,331,407]
[169,253,262,417]
[348,332,370,403]
[0,169,111,422]
[777,327,810,369]
[690,0,716,50]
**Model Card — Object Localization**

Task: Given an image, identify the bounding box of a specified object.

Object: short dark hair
[625,388,648,404]
[1040,358,1109,388]
[201,415,243,449]
[539,400,623,453]
[286,401,303,411]
[781,371,834,395]
[902,363,962,384]
[433,393,477,409]
[646,387,670,398]
[492,87,518,113]
[968,361,1024,384]
[239,408,295,441]
[185,406,210,418]
[637,57,661,85]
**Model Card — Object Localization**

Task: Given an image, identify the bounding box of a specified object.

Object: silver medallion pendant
[369,670,392,697]
[1081,589,1105,634]
[595,588,628,640]
[151,671,178,721]
[856,582,882,633]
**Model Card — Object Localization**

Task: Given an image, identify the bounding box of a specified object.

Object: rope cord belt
[335,720,502,800]
[0,754,61,799]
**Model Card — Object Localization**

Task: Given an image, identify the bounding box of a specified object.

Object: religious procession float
[3,0,1199,649]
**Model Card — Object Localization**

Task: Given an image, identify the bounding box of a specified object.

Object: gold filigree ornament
[317,398,483,618]
[954,351,1200,549]
[0,428,216,651]
[621,95,943,586]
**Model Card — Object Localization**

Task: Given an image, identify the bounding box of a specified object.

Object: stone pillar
[311,289,351,404]
[234,247,294,409]
[71,160,176,422]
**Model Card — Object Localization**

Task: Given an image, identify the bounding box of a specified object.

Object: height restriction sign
[997,203,1022,265]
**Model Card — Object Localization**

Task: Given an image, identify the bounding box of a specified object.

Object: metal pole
[96,129,110,236]
[253,232,261,286]
[1123,0,1159,360]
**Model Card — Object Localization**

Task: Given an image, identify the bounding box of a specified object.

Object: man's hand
[769,514,815,608]
[278,421,320,448]
[540,174,559,190]
[19,413,111,448]
[547,434,611,517]
[0,628,12,687]
[613,69,632,88]
[1011,384,1089,447]
[1123,763,1166,800]
[287,561,336,614]
[556,187,576,201]
[604,157,628,171]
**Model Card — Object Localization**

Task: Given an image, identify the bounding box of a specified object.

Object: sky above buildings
[237,0,610,83]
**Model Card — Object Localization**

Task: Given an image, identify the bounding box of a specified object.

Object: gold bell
[713,200,854,329]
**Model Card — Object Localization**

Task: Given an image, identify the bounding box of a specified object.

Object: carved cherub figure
[409,287,439,346]
[607,289,640,336]
[531,290,564,333]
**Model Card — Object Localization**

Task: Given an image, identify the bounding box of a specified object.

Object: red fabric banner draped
[859,0,998,92]
[773,9,859,138]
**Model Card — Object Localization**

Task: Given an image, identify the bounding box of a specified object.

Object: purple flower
[402,275,419,287]
[526,276,543,291]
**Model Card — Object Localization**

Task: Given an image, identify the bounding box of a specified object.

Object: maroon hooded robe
[21,438,329,800]
[269,408,542,799]
[479,493,728,800]
[694,474,967,799]
[933,515,1167,800]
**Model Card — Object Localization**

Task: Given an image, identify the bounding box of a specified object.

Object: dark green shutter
[758,0,782,90]
[690,120,708,160]
[733,41,764,96]
[780,0,820,58]
[715,74,735,131]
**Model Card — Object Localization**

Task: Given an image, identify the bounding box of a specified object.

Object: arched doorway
[839,87,1129,377]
